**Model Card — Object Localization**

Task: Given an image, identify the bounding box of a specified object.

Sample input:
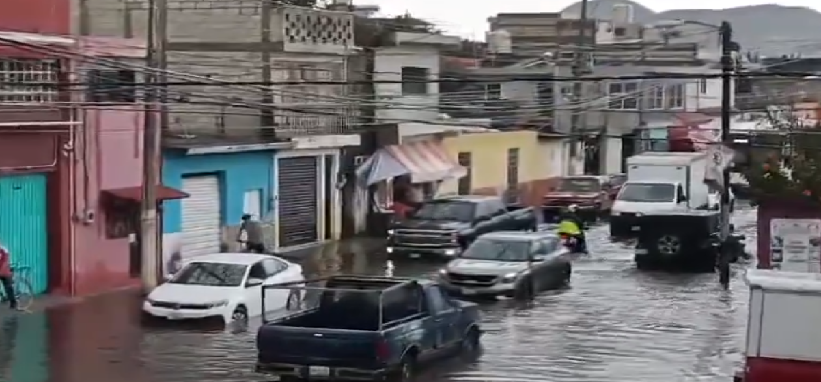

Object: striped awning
[356,140,467,186]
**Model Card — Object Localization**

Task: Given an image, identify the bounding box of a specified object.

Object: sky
[366,0,820,37]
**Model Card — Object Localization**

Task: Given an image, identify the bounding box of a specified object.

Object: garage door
[181,175,221,258]
[278,156,318,248]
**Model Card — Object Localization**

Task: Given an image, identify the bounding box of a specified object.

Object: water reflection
[0,210,756,382]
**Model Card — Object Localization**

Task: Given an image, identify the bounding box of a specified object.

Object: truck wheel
[390,354,416,382]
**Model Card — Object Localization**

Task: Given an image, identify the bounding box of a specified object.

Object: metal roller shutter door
[181,176,222,257]
[278,156,319,248]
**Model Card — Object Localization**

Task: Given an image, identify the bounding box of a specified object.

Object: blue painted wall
[161,150,275,233]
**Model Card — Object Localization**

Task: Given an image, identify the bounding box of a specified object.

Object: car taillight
[560,233,569,240]
[375,338,390,361]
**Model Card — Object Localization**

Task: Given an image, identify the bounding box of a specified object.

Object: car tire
[231,305,249,326]
[390,353,416,382]
[514,278,535,300]
[460,327,481,354]
[561,264,572,286]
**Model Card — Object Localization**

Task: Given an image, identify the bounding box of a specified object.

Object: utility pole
[140,0,165,291]
[567,0,589,175]
[718,20,733,288]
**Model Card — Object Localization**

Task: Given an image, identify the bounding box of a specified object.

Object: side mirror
[245,278,264,288]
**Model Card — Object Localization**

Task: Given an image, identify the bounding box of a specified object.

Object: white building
[372,30,461,140]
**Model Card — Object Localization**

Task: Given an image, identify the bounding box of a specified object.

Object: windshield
[556,178,601,193]
[169,262,248,287]
[617,183,676,203]
[462,239,533,261]
[411,201,475,221]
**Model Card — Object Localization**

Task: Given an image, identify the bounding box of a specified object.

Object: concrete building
[488,12,596,58]
[0,31,153,296]
[565,40,731,173]
[85,1,362,255]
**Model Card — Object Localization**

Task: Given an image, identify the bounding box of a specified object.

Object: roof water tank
[611,4,634,24]
[486,29,512,54]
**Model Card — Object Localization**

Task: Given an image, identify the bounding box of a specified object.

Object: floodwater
[0,207,757,382]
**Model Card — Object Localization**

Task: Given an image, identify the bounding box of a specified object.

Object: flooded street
[0,207,756,382]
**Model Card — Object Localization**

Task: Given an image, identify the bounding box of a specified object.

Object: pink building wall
[72,106,145,296]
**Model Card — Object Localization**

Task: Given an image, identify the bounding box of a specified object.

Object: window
[0,59,59,102]
[665,84,685,109]
[699,79,708,94]
[646,86,665,110]
[169,263,248,287]
[262,259,286,276]
[607,81,639,109]
[457,152,472,195]
[87,69,137,102]
[248,263,268,280]
[105,200,138,239]
[485,83,501,100]
[401,66,428,95]
[427,286,451,314]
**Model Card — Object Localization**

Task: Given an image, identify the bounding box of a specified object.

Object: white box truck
[610,152,725,238]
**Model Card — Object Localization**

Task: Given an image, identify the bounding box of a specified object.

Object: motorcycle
[559,233,580,252]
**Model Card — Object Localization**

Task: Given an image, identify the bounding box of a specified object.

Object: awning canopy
[103,185,189,202]
[356,140,467,186]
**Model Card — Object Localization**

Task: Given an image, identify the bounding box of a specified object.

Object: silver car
[437,231,573,299]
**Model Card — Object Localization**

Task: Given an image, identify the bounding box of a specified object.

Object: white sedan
[142,253,304,324]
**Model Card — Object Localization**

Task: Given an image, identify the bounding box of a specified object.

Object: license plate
[461,288,477,295]
[409,253,421,258]
[309,366,330,376]
[635,248,648,254]
[631,226,640,231]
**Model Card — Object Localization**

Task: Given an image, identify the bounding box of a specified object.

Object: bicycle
[0,265,34,310]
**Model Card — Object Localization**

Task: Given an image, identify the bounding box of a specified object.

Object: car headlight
[208,300,229,308]
[500,272,518,283]
[145,298,156,304]
[611,211,620,216]
[387,229,395,235]
[438,268,448,276]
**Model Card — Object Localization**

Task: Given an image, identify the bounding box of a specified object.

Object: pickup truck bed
[255,276,481,381]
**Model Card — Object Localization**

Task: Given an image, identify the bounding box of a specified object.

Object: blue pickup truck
[255,275,482,382]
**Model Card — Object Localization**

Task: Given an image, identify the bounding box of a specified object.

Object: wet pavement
[0,207,757,382]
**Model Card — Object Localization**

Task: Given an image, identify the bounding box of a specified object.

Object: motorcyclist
[557,205,588,253]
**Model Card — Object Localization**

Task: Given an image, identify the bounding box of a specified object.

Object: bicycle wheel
[15,277,34,310]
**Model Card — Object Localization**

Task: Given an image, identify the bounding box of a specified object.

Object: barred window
[0,59,59,102]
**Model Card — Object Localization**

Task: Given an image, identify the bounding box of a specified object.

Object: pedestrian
[0,244,18,310]
[238,213,265,253]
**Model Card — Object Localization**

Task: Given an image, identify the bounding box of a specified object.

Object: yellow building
[439,130,564,205]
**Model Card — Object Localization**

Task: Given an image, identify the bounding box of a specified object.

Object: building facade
[86,1,362,252]
[0,31,151,296]
[439,130,564,206]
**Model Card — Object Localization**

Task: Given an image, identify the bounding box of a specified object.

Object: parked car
[142,253,304,325]
[543,176,612,222]
[387,195,539,259]
[255,275,482,382]
[605,173,627,198]
[438,231,572,300]
[633,210,721,271]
